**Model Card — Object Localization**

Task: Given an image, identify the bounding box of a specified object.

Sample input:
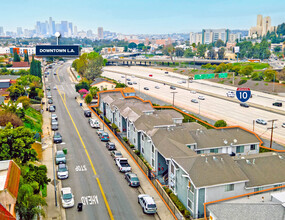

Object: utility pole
[253,120,255,132]
[268,119,278,148]
[171,92,177,106]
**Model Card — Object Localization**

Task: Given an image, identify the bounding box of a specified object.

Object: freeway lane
[102,70,285,146]
[47,62,154,220]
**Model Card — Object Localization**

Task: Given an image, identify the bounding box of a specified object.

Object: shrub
[170,193,186,213]
[259,147,271,153]
[214,120,227,127]
[0,112,23,127]
[130,145,135,149]
[84,94,92,104]
[238,79,247,85]
[104,117,111,124]
[18,96,30,109]
[123,137,128,142]
[30,99,41,104]
[255,83,259,86]
[134,150,140,155]
[164,187,172,195]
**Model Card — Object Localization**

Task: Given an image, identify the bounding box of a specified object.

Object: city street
[45,62,155,220]
[102,66,285,146]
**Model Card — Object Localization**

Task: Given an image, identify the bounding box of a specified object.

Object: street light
[171,92,177,106]
[55,32,61,45]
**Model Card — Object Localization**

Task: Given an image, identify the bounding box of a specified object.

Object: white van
[88,118,100,128]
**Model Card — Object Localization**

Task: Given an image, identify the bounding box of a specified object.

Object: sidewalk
[41,86,66,220]
[76,96,175,220]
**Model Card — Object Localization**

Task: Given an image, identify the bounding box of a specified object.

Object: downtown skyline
[0,0,285,35]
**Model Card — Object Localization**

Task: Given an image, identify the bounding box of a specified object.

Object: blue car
[100,132,110,142]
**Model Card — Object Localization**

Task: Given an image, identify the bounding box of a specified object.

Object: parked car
[51,124,58,131]
[115,158,131,172]
[240,102,249,108]
[100,132,110,142]
[138,194,157,214]
[170,86,176,90]
[110,151,123,160]
[155,86,160,89]
[53,86,57,90]
[144,87,149,90]
[88,118,100,128]
[282,123,285,128]
[46,86,51,91]
[53,132,62,143]
[125,172,140,187]
[51,119,58,126]
[49,105,55,112]
[198,96,205,100]
[51,113,58,121]
[273,102,282,107]
[256,118,267,125]
[48,99,53,104]
[55,150,66,164]
[54,72,57,75]
[60,187,74,208]
[57,164,69,179]
[96,129,104,136]
[84,110,91,117]
[191,99,198,103]
[47,93,52,99]
[227,91,235,98]
[106,142,116,150]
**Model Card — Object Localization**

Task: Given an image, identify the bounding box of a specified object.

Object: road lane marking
[81,195,99,205]
[56,87,114,220]
[56,65,62,82]
[75,165,87,172]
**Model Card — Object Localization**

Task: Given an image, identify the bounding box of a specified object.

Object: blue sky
[1,0,285,34]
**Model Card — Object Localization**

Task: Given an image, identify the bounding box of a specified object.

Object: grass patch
[23,107,42,133]
[255,83,259,86]
[265,83,268,86]
[232,62,269,70]
[218,80,224,84]
[40,184,47,197]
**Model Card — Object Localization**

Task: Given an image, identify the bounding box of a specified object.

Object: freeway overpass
[106,58,230,66]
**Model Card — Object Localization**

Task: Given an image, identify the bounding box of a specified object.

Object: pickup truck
[115,158,132,172]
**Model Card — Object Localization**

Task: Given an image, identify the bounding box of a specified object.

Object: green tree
[239,65,253,76]
[85,55,104,81]
[274,46,281,52]
[17,96,30,109]
[85,94,93,104]
[217,48,226,60]
[197,44,207,58]
[115,83,127,88]
[75,81,90,92]
[264,69,277,82]
[175,48,184,57]
[0,123,38,164]
[183,48,195,58]
[214,120,227,127]
[16,180,47,220]
[13,51,21,62]
[24,52,29,62]
[137,43,145,50]
[215,40,225,48]
[8,84,25,100]
[128,42,137,49]
[89,86,99,98]
[207,48,216,59]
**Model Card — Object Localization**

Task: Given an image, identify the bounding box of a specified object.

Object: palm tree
[89,86,99,98]
[16,182,47,220]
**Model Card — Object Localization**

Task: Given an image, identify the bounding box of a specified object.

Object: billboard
[36,45,79,56]
[234,46,240,53]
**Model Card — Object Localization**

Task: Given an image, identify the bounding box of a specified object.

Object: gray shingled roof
[134,109,183,131]
[174,154,249,188]
[190,127,260,150]
[207,203,285,220]
[91,78,111,86]
[234,152,285,188]
[0,75,20,80]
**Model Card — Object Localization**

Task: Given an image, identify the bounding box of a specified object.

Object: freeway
[45,62,155,220]
[102,66,285,146]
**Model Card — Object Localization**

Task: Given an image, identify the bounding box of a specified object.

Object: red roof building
[0,160,21,219]
[12,62,29,68]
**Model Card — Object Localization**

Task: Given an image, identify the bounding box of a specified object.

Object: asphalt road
[45,62,154,220]
[102,66,285,146]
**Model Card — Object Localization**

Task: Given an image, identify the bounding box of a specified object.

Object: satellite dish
[55,32,61,38]
[233,139,237,143]
[224,140,228,145]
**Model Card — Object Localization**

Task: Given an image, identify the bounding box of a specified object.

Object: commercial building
[100,47,124,55]
[98,27,104,39]
[202,29,229,44]
[249,15,276,38]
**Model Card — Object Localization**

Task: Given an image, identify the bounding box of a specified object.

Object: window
[274,184,282,191]
[254,187,263,192]
[197,150,204,154]
[236,146,244,153]
[170,163,174,174]
[189,181,194,193]
[152,145,154,153]
[210,148,219,153]
[187,199,193,211]
[250,144,256,151]
[225,184,234,192]
[142,134,145,141]
[152,159,154,167]
[142,147,144,154]
[133,138,136,143]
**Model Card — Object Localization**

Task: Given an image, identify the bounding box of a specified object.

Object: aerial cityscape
[0,1,285,220]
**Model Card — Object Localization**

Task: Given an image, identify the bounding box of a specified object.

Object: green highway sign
[194,73,215,80]
[218,73,228,78]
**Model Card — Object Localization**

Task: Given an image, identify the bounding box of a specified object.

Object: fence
[92,107,185,220]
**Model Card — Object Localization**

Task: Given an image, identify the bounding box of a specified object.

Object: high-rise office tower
[17,27,23,36]
[98,27,103,39]
[61,21,68,36]
[49,17,55,35]
[74,26,78,37]
[0,27,4,36]
[87,30,93,38]
[68,22,73,36]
